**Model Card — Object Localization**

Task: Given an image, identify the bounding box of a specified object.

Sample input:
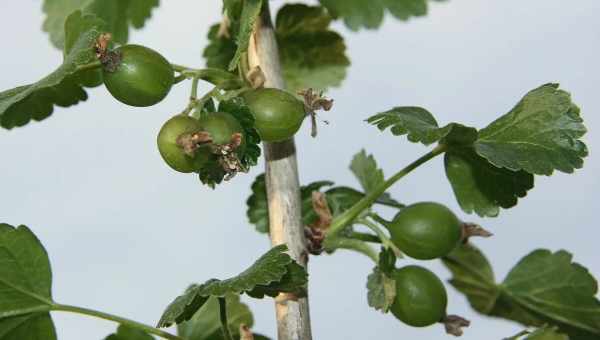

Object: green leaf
[319,0,384,30]
[276,4,350,92]
[0,225,54,318]
[228,0,263,71]
[246,174,333,234]
[43,0,159,49]
[203,24,237,70]
[157,245,307,328]
[349,150,384,193]
[177,294,253,340]
[366,266,396,313]
[443,245,600,338]
[442,243,499,314]
[0,314,57,340]
[474,84,588,175]
[505,326,570,340]
[367,107,477,146]
[0,11,104,129]
[318,0,432,31]
[444,147,534,217]
[524,326,569,340]
[104,325,153,340]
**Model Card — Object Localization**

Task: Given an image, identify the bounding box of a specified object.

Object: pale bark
[247,3,313,340]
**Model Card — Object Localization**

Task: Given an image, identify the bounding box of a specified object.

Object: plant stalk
[52,304,182,340]
[246,2,313,340]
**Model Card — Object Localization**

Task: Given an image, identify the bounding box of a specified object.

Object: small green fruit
[243,88,305,142]
[103,44,174,107]
[386,202,462,260]
[157,116,206,173]
[390,265,448,327]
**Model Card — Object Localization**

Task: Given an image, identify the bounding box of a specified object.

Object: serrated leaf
[0,313,57,340]
[228,0,263,71]
[246,174,333,234]
[442,243,499,314]
[43,0,159,49]
[474,84,588,175]
[319,0,434,31]
[366,267,396,313]
[0,225,54,318]
[443,245,600,338]
[203,24,237,70]
[0,11,104,129]
[349,150,384,193]
[104,325,153,340]
[196,98,262,188]
[367,107,477,146]
[177,294,253,340]
[157,245,307,328]
[276,4,350,92]
[445,147,534,217]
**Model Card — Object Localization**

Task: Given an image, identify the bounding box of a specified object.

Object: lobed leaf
[43,0,159,49]
[349,150,384,193]
[204,4,350,92]
[0,11,104,129]
[157,245,307,328]
[104,325,153,340]
[276,4,350,92]
[474,84,588,175]
[366,267,396,313]
[443,245,600,338]
[366,107,477,146]
[445,147,534,217]
[318,0,436,31]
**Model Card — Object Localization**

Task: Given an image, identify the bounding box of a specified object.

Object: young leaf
[228,0,263,71]
[0,224,54,317]
[443,245,600,338]
[276,4,350,92]
[318,0,432,31]
[177,294,253,340]
[350,150,384,193]
[367,107,478,146]
[0,11,104,129]
[445,147,534,217]
[43,0,159,49]
[157,245,307,327]
[474,84,588,175]
[366,267,396,313]
[104,325,153,340]
[0,314,57,340]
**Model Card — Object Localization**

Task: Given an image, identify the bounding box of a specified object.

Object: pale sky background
[1,1,599,339]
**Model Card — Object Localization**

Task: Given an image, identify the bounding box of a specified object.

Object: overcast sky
[1,1,599,339]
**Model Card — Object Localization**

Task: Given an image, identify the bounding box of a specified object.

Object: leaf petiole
[52,303,183,340]
[325,144,448,241]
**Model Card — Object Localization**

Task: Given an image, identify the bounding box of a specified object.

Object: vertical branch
[247,2,313,340]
